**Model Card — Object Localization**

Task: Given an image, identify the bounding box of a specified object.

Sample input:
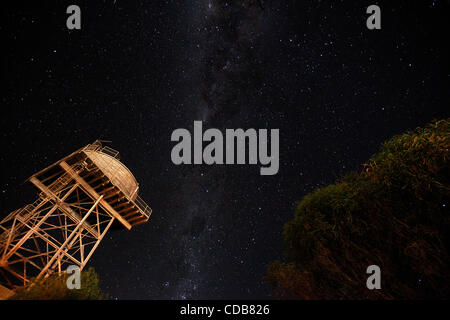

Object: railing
[134,195,152,218]
[47,163,82,195]
[16,196,44,221]
[13,164,84,222]
[101,146,120,159]
[83,141,103,153]
[0,196,44,246]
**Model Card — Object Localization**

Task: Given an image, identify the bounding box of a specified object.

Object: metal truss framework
[0,163,115,289]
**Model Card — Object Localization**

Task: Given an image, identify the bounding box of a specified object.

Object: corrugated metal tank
[84,150,139,201]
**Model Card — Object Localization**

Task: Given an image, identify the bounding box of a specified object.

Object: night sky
[0,1,448,299]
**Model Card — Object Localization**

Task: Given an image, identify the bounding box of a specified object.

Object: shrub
[9,267,106,300]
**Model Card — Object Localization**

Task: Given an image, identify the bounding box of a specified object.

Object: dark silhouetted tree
[10,267,106,300]
[266,119,449,299]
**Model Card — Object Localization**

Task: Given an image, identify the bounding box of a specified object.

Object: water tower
[0,140,151,296]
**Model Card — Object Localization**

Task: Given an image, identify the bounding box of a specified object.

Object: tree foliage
[266,119,450,299]
[9,267,106,300]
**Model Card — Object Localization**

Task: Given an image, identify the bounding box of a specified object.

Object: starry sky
[0,1,448,299]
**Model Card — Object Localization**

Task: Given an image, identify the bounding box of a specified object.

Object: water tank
[84,150,139,201]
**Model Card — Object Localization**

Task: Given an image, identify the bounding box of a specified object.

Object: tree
[266,119,450,299]
[9,267,106,300]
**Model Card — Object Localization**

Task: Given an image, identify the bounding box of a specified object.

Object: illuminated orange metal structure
[0,140,151,294]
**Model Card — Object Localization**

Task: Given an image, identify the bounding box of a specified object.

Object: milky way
[169,1,270,298]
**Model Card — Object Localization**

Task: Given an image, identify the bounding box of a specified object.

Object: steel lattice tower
[0,140,151,294]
